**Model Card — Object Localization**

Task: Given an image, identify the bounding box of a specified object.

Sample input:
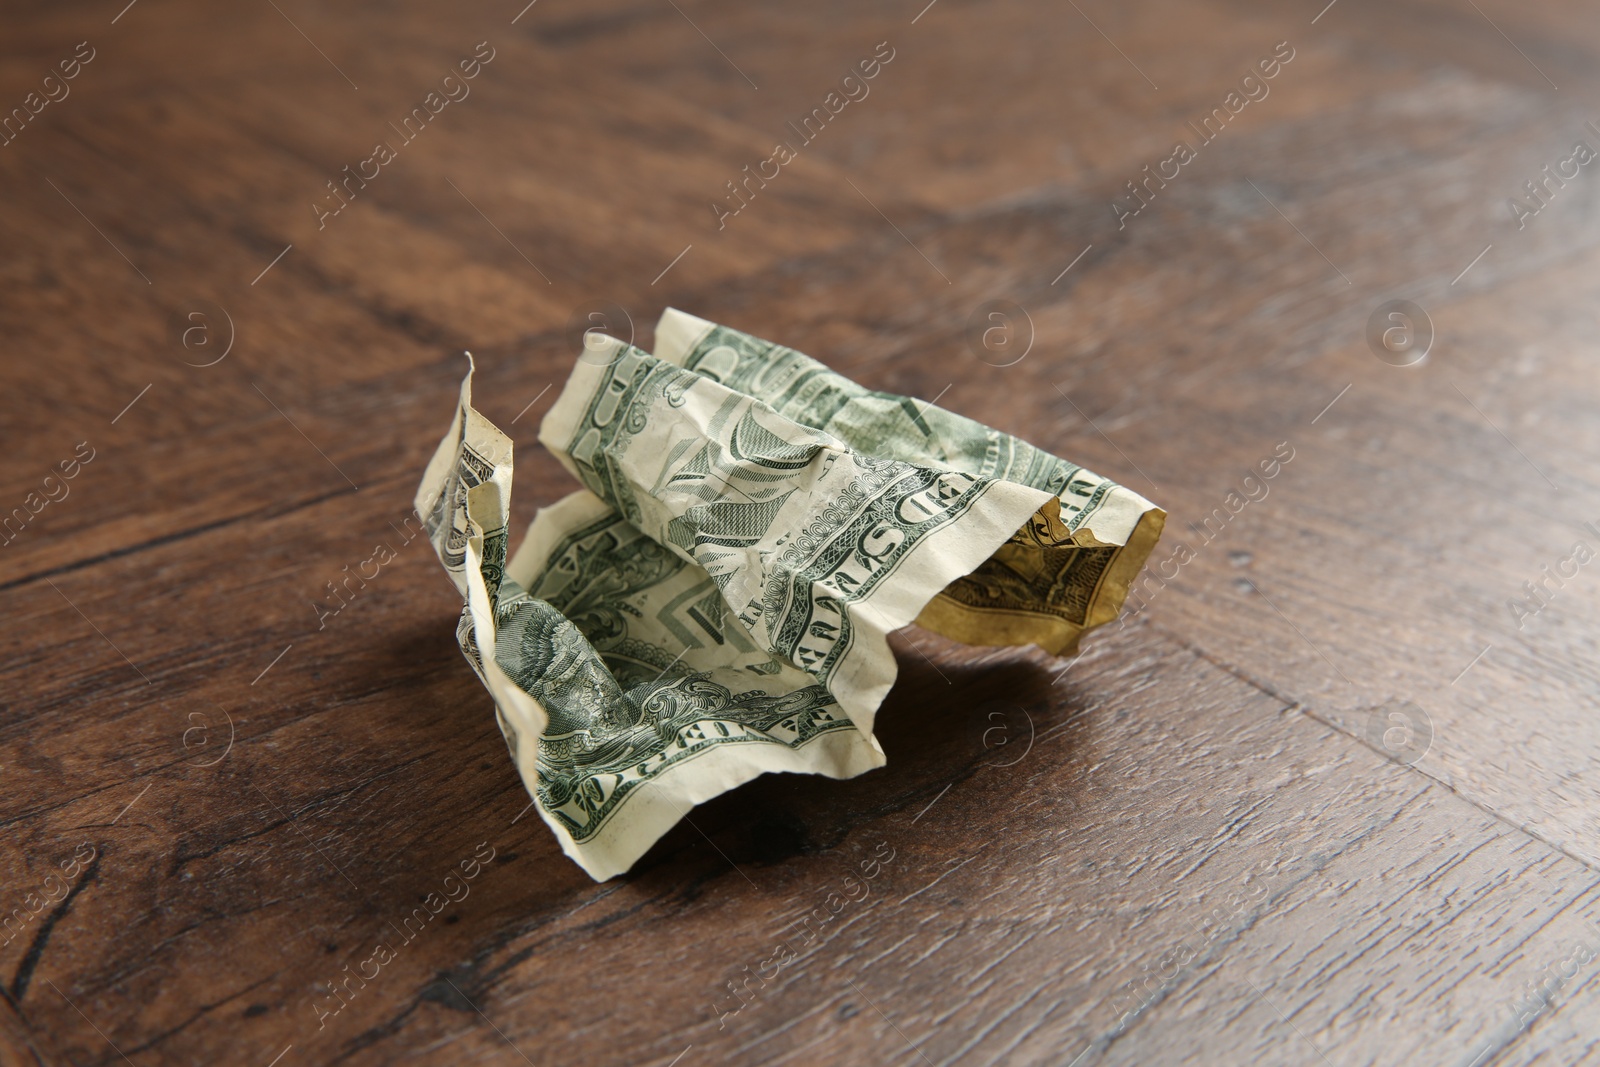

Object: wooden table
[4,1,1599,1063]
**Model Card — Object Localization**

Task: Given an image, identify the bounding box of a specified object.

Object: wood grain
[3,0,1599,1064]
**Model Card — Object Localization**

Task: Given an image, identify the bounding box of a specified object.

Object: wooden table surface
[4,0,1600,1064]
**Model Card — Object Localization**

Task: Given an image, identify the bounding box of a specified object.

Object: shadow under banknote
[621,634,1077,879]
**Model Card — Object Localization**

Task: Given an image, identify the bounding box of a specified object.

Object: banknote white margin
[653,306,717,370]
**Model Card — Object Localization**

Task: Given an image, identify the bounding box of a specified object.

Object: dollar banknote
[416,311,1163,880]
[651,309,1166,655]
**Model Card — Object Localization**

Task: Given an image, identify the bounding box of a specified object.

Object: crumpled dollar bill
[416,308,1164,879]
